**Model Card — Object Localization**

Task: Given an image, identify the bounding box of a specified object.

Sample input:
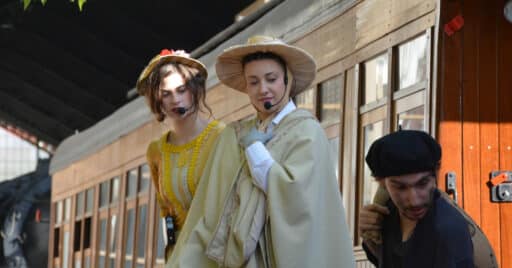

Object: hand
[239,127,273,148]
[358,203,390,242]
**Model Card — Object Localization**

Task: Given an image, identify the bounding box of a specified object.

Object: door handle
[445,171,458,204]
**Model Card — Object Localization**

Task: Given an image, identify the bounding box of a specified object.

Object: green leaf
[78,0,86,11]
[23,0,31,10]
[40,0,47,6]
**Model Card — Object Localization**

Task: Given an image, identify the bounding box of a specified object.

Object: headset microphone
[264,101,272,110]
[176,107,188,115]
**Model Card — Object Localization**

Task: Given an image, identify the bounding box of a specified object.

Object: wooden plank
[498,2,512,265]
[477,0,501,262]
[436,0,462,199]
[355,0,435,49]
[461,0,481,221]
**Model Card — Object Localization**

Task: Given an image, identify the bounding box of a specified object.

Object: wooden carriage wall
[48,0,512,267]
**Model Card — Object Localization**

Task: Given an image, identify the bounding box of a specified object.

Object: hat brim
[215,42,316,97]
[137,54,207,85]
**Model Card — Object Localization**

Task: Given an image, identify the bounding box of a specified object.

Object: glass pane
[397,106,425,131]
[64,198,71,222]
[136,205,148,258]
[111,177,120,203]
[136,264,144,268]
[84,255,90,268]
[124,261,132,268]
[125,209,136,256]
[328,137,340,184]
[74,260,81,268]
[155,216,165,261]
[320,76,342,126]
[63,231,70,268]
[107,258,115,268]
[76,191,84,218]
[399,34,428,89]
[139,164,150,193]
[54,227,60,257]
[98,256,105,268]
[99,219,107,251]
[85,188,94,213]
[56,201,63,224]
[364,54,388,104]
[126,169,138,198]
[109,215,118,253]
[84,217,92,249]
[74,221,82,251]
[99,181,110,208]
[362,121,384,205]
[294,88,315,115]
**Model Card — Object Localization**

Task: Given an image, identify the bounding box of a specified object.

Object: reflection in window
[139,164,150,193]
[136,205,148,260]
[399,34,428,89]
[99,181,110,208]
[111,177,120,203]
[125,208,135,263]
[98,218,107,268]
[85,188,94,213]
[364,54,388,104]
[76,191,84,218]
[63,231,70,268]
[294,88,315,115]
[56,201,63,224]
[363,121,384,205]
[155,216,165,264]
[320,76,342,126]
[109,215,118,256]
[398,106,425,131]
[64,198,71,222]
[126,169,138,198]
[84,256,90,268]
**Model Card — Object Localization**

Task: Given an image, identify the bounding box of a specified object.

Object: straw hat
[216,35,316,97]
[137,49,207,90]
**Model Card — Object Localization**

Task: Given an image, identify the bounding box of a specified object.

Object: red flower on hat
[160,49,174,56]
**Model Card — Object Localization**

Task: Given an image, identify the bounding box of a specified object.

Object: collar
[272,100,296,125]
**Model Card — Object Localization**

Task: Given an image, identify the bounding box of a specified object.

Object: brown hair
[137,60,211,122]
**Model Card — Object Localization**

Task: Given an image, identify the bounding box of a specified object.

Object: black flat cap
[365,130,441,178]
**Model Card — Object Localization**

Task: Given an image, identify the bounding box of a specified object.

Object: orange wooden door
[438,0,512,267]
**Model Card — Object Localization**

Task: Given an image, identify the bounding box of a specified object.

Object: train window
[99,181,110,208]
[84,217,92,249]
[74,221,82,251]
[362,120,384,205]
[319,75,342,127]
[124,208,136,266]
[397,105,425,131]
[294,87,316,115]
[126,168,138,198]
[56,201,63,224]
[108,215,118,268]
[328,137,340,183]
[363,53,388,105]
[63,231,70,268]
[84,256,90,268]
[111,176,120,203]
[85,188,94,214]
[154,216,165,265]
[398,34,428,90]
[139,164,150,193]
[64,197,71,222]
[98,218,108,267]
[136,204,148,263]
[54,227,61,257]
[76,191,84,218]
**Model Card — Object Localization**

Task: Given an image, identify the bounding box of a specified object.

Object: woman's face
[159,71,194,119]
[244,59,288,120]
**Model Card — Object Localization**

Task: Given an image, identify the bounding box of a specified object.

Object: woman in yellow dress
[136,49,224,260]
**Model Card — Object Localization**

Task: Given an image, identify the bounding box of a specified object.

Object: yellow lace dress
[146,120,224,234]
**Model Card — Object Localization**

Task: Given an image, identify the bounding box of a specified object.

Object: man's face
[383,171,436,221]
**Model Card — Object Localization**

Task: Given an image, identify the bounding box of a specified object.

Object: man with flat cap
[359,130,474,268]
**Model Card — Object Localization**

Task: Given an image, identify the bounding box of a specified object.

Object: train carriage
[48,0,512,267]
